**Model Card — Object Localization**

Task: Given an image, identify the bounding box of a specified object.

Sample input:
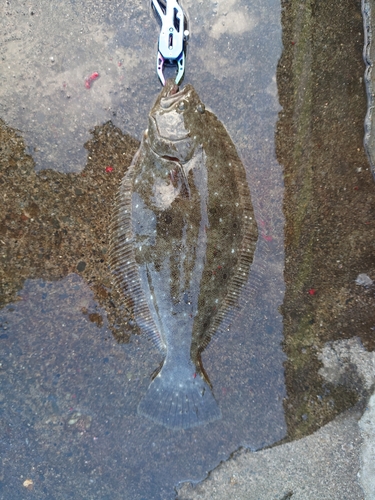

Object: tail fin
[138,363,221,430]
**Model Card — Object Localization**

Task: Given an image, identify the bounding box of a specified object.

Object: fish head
[147,80,206,163]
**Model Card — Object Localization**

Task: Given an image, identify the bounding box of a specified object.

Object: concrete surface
[177,407,364,500]
[177,335,375,499]
[359,393,375,499]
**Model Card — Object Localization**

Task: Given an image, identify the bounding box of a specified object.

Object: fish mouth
[149,83,192,144]
[159,82,190,110]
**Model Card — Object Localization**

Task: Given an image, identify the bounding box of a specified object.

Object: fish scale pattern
[109,81,258,429]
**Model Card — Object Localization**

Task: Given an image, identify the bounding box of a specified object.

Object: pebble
[355,273,373,287]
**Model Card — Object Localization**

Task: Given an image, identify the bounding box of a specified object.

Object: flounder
[109,80,257,429]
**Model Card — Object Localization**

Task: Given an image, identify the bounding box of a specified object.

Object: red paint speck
[259,219,273,241]
[193,373,196,379]
[308,289,317,296]
[105,166,114,173]
[262,235,273,242]
[84,72,100,89]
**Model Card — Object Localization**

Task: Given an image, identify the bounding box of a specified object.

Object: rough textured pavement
[177,333,375,499]
[177,408,364,500]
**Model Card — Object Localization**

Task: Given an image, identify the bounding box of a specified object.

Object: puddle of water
[0,272,286,499]
[0,123,285,498]
[0,0,286,498]
[0,0,156,172]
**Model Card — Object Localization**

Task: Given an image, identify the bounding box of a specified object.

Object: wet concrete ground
[1,0,286,498]
[1,0,375,498]
[177,406,364,499]
[277,0,374,440]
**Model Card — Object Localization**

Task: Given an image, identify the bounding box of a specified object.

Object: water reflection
[0,0,285,497]
[0,0,155,172]
[0,117,285,500]
[0,269,286,498]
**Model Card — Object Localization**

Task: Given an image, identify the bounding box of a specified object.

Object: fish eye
[178,101,186,111]
[197,103,205,114]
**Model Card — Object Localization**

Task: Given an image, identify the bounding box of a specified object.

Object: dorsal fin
[109,148,165,352]
[189,110,258,355]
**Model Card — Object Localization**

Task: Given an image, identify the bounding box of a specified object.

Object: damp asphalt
[1,0,375,498]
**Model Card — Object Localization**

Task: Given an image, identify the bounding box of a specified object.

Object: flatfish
[109,80,258,429]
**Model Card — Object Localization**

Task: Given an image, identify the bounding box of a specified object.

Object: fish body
[110,81,257,429]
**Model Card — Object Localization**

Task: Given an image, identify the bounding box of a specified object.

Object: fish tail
[137,363,221,430]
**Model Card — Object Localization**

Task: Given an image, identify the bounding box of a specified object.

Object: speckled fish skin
[110,80,258,430]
